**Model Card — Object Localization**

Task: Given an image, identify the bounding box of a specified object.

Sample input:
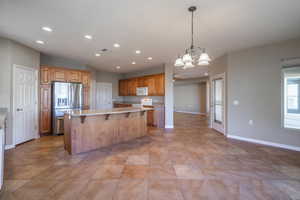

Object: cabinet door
[147,110,154,126]
[155,74,165,96]
[145,76,156,96]
[40,85,51,133]
[52,68,67,82]
[40,67,51,84]
[119,80,128,96]
[68,70,81,82]
[137,77,146,87]
[83,87,90,108]
[128,78,137,96]
[82,72,90,87]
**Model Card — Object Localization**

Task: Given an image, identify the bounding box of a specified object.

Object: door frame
[12,64,39,146]
[210,72,226,135]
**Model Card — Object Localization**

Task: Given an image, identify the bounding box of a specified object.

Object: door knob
[16,108,23,111]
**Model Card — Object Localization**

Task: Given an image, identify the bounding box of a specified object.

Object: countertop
[0,108,7,130]
[65,107,153,117]
[113,101,164,106]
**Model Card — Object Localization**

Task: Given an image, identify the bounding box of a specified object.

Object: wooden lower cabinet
[147,110,154,126]
[40,110,51,133]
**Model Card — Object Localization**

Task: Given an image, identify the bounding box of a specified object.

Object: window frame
[281,66,300,131]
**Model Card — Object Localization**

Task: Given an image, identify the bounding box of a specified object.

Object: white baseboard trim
[227,135,300,152]
[175,111,206,115]
[165,125,174,129]
[5,144,15,150]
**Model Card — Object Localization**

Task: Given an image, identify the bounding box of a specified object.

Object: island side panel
[63,114,72,154]
[67,111,148,154]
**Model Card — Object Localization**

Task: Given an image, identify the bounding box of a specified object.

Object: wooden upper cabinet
[137,77,146,87]
[51,68,67,82]
[81,72,90,87]
[40,67,51,84]
[119,79,128,96]
[128,78,137,96]
[119,73,165,96]
[155,74,165,96]
[67,70,81,83]
[145,76,156,96]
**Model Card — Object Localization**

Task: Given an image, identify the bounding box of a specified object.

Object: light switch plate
[233,100,239,105]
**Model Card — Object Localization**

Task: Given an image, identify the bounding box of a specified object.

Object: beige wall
[0,38,40,146]
[227,38,300,148]
[174,83,206,114]
[96,70,123,100]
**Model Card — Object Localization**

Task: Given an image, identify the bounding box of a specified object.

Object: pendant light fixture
[174,6,211,69]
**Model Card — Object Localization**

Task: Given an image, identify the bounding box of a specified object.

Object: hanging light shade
[174,6,211,70]
[198,60,209,66]
[174,57,184,67]
[198,52,211,62]
[184,62,194,69]
[182,53,192,63]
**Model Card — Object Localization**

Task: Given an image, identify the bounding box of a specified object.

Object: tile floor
[1,112,300,200]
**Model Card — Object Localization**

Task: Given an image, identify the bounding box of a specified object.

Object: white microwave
[136,87,148,96]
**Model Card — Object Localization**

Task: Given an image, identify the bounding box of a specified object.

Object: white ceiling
[1,0,300,76]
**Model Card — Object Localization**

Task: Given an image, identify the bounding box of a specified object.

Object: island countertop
[65,107,153,117]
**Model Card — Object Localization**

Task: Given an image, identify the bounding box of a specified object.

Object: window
[283,66,300,129]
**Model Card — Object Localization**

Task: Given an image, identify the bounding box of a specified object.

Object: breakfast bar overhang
[63,107,153,155]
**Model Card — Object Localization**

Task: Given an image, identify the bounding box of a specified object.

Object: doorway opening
[210,73,226,134]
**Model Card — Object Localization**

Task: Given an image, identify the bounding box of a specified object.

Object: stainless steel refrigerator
[52,82,83,135]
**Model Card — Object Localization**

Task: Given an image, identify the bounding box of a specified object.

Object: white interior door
[13,65,38,145]
[96,82,113,109]
[211,73,226,134]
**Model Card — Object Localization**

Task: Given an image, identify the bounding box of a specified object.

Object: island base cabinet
[64,111,147,154]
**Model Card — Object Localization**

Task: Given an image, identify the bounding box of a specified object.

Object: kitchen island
[63,107,152,154]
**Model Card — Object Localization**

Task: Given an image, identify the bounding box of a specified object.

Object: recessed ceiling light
[42,26,52,32]
[135,50,141,54]
[204,72,209,76]
[147,57,153,60]
[84,35,92,40]
[116,66,121,69]
[114,43,120,48]
[132,61,136,65]
[95,53,101,57]
[36,40,44,44]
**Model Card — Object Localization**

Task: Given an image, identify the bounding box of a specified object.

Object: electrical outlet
[248,120,254,125]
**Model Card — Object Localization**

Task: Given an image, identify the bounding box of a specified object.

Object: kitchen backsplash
[121,96,164,103]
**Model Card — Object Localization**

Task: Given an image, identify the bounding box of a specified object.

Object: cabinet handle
[16,108,23,112]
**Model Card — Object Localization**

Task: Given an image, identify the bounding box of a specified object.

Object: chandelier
[174,6,211,69]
